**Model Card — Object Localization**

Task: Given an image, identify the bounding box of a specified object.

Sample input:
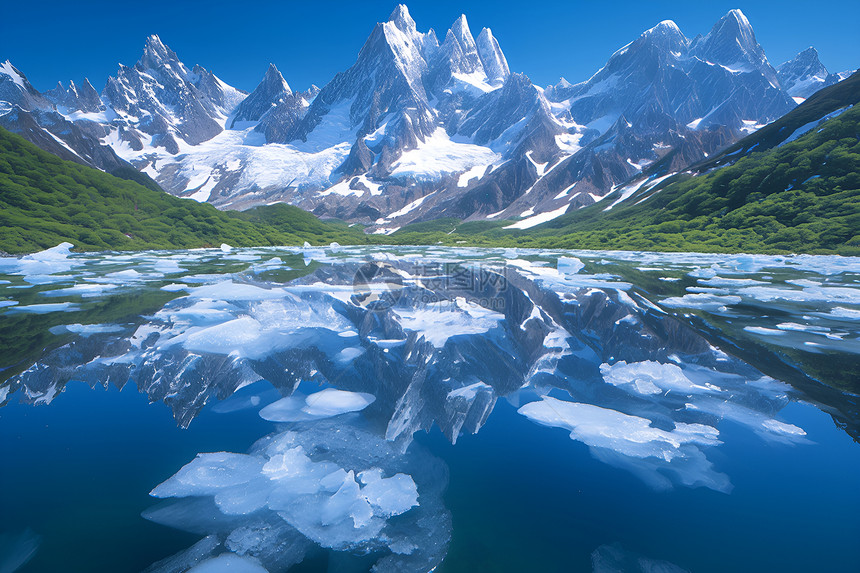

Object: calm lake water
[1,244,858,572]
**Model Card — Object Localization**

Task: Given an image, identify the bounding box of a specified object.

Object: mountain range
[0,6,854,233]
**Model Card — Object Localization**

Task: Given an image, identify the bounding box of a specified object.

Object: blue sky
[2,0,857,93]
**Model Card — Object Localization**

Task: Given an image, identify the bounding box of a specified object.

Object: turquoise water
[1,245,859,572]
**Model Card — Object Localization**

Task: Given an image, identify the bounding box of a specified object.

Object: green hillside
[0,127,367,254]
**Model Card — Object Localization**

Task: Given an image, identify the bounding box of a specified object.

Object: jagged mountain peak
[388,4,418,33]
[45,76,104,112]
[777,45,838,98]
[637,19,689,52]
[780,46,827,72]
[646,19,683,35]
[696,9,760,60]
[263,63,291,94]
[690,8,777,85]
[450,14,472,39]
[231,63,294,127]
[476,27,510,85]
[139,34,182,70]
[439,16,484,76]
[1,59,50,111]
[1,60,31,90]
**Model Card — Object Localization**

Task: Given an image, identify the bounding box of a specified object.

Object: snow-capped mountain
[230,63,293,127]
[777,47,842,100]
[45,78,104,113]
[0,60,129,171]
[102,34,245,154]
[0,6,853,231]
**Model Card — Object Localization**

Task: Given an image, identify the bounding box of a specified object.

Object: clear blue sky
[2,0,857,94]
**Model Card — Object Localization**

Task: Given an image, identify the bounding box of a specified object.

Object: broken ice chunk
[259,389,376,422]
[557,256,585,275]
[518,397,728,491]
[151,452,265,498]
[518,397,720,460]
[358,468,419,517]
[600,361,719,395]
[660,293,741,311]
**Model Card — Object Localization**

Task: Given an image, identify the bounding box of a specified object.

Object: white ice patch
[40,283,119,298]
[557,256,585,275]
[7,302,80,314]
[685,399,807,444]
[660,293,741,312]
[600,361,719,395]
[259,389,376,422]
[518,397,729,491]
[151,434,419,550]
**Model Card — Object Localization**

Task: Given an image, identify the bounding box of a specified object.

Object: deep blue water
[2,382,858,572]
[422,399,860,573]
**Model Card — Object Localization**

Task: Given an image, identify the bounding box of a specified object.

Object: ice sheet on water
[147,418,450,572]
[600,361,719,395]
[40,283,119,297]
[188,281,289,301]
[557,256,585,275]
[0,243,78,280]
[3,247,830,498]
[685,398,807,444]
[6,302,80,314]
[259,389,376,422]
[49,323,125,336]
[660,293,741,311]
[739,285,860,304]
[826,306,860,320]
[518,397,730,492]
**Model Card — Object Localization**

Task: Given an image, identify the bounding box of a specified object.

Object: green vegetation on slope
[0,127,367,254]
[390,101,860,254]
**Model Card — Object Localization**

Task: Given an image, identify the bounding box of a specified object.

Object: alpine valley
[1,5,855,236]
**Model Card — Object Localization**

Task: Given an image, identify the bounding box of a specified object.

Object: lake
[1,244,858,572]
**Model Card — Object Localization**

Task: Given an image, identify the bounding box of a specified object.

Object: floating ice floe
[259,389,376,422]
[600,361,719,395]
[518,396,730,492]
[146,418,450,572]
[660,293,742,311]
[557,256,585,275]
[6,302,80,314]
[40,283,119,297]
